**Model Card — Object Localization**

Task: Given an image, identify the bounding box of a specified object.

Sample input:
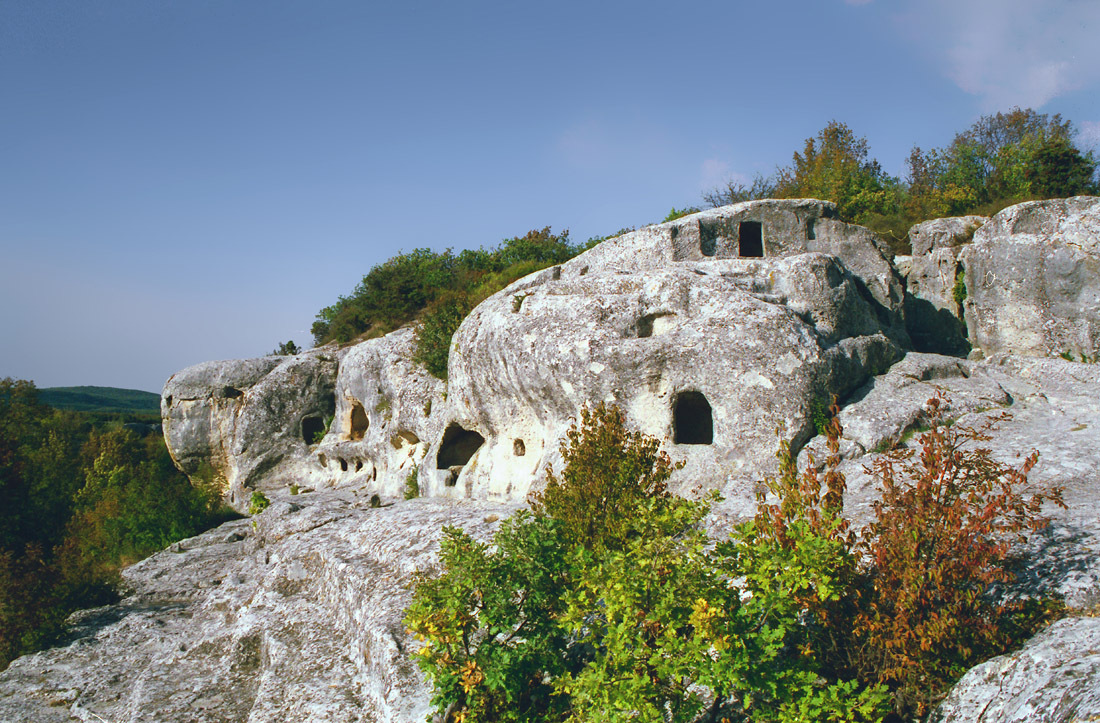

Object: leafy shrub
[314,229,583,348]
[271,340,301,355]
[702,108,1097,254]
[309,415,333,445]
[408,404,885,723]
[410,396,1068,722]
[661,206,700,223]
[248,490,271,516]
[849,395,1065,718]
[413,291,474,380]
[406,513,574,722]
[528,402,677,551]
[0,391,233,670]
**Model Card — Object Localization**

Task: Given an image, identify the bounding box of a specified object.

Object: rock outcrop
[900,215,987,356]
[0,492,517,723]
[961,196,1100,360]
[164,200,908,510]
[8,198,1100,721]
[930,616,1100,723]
[4,353,1100,723]
[163,349,344,510]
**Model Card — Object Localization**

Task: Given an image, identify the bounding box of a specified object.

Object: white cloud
[898,0,1100,109]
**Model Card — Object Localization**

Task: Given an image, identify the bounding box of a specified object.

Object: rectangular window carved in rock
[738,221,764,257]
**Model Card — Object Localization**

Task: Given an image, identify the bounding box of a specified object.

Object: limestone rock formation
[163,199,908,510]
[162,349,344,511]
[909,215,988,257]
[929,616,1100,723]
[432,199,905,503]
[961,196,1100,359]
[0,492,517,723]
[317,328,446,499]
[442,254,900,504]
[900,216,987,356]
[4,353,1100,723]
[10,198,1100,721]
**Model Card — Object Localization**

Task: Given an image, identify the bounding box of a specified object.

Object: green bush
[313,229,583,348]
[407,404,885,723]
[952,268,968,308]
[408,397,1065,722]
[661,206,700,223]
[528,402,677,551]
[248,490,271,516]
[404,468,420,500]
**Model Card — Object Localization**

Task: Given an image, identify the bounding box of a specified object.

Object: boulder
[163,349,344,511]
[961,197,1100,359]
[909,215,987,257]
[437,252,901,504]
[930,616,1100,723]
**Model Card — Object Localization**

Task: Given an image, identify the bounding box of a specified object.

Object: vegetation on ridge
[309,107,1097,381]
[0,378,234,671]
[407,398,1064,722]
[704,108,1099,253]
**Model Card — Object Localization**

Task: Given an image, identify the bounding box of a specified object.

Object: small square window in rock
[738,222,763,258]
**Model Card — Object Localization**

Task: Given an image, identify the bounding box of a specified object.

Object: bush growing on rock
[407,398,1065,722]
[849,395,1066,718]
[312,228,583,350]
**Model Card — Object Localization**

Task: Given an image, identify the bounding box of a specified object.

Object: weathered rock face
[929,616,1100,723]
[0,492,518,723]
[162,200,908,509]
[5,353,1100,723]
[961,196,1100,359]
[575,199,907,338]
[163,349,344,510]
[909,215,988,257]
[440,254,901,503]
[315,328,446,499]
[900,216,988,357]
[423,199,908,503]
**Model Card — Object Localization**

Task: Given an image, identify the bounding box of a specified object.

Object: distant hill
[39,386,161,414]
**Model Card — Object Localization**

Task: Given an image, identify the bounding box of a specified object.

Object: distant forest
[0,379,234,670]
[39,386,161,414]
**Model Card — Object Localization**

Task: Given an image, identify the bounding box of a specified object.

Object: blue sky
[2,0,1098,393]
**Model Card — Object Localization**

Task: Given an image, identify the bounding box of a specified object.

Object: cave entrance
[301,415,326,445]
[348,401,369,441]
[436,424,486,468]
[673,391,713,445]
[738,221,763,258]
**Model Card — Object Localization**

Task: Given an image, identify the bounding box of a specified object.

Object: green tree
[772,120,900,223]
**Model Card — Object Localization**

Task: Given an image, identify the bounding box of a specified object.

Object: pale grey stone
[961,196,1100,359]
[162,349,345,511]
[930,616,1100,723]
[909,215,987,257]
[0,493,519,723]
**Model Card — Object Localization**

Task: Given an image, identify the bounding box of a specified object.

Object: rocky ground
[4,198,1100,722]
[2,353,1099,722]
